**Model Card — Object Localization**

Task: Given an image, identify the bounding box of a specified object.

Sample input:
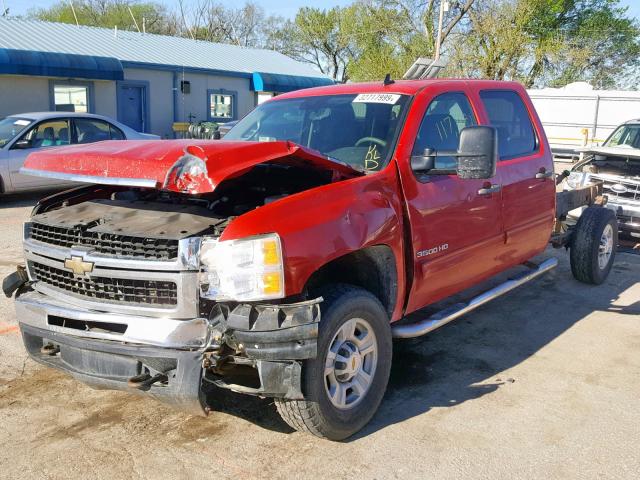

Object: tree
[177,0,283,48]
[277,1,475,83]
[447,0,640,89]
[29,0,173,34]
[273,7,355,83]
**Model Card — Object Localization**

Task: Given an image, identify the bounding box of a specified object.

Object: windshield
[0,117,32,148]
[605,124,640,149]
[224,93,409,171]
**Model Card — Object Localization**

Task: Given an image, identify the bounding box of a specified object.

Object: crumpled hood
[21,140,362,194]
[578,146,640,160]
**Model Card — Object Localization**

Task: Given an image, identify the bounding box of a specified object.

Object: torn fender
[21,140,363,194]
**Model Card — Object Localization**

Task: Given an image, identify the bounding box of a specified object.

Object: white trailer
[528,82,640,159]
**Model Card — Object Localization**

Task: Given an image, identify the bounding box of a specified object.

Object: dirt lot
[0,192,638,480]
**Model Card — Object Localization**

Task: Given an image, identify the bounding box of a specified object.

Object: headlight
[566,172,586,190]
[199,233,285,301]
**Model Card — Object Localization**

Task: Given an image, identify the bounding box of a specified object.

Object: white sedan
[0,112,159,194]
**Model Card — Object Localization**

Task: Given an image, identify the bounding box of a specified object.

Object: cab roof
[275,78,526,100]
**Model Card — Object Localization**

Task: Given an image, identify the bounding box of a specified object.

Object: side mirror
[410,148,435,172]
[456,126,497,180]
[12,139,32,150]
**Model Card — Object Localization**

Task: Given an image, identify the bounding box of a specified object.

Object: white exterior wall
[123,67,174,138]
[0,68,259,139]
[173,72,254,123]
[0,75,116,119]
[123,68,256,138]
[0,75,51,116]
[92,80,117,118]
[528,82,640,153]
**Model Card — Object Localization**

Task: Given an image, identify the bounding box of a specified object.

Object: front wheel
[275,284,392,440]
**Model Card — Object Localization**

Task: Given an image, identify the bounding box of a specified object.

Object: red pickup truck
[4,79,616,440]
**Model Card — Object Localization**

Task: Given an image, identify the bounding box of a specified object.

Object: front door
[8,118,72,191]
[398,86,505,314]
[117,83,146,133]
[476,88,555,264]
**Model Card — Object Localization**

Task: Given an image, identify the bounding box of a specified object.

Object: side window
[109,125,125,140]
[413,92,477,169]
[479,90,537,160]
[18,119,70,149]
[74,119,113,144]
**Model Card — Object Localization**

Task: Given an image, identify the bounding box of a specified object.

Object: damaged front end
[568,147,640,238]
[201,299,321,400]
[6,139,357,414]
[15,287,320,415]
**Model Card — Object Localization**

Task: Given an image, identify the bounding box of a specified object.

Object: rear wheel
[570,207,617,285]
[275,284,392,440]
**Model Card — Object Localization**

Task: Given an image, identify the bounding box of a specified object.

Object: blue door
[117,84,146,132]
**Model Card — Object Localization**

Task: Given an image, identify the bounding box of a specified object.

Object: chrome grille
[30,262,178,307]
[28,222,180,260]
[592,175,640,202]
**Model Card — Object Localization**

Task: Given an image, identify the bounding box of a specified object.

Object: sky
[3,0,353,18]
[3,0,639,20]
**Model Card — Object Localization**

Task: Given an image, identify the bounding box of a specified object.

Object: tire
[275,284,392,440]
[570,207,617,285]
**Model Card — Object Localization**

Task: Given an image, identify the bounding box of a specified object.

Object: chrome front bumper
[569,201,640,235]
[16,290,210,348]
[16,289,210,415]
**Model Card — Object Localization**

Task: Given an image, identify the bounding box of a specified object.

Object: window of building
[54,85,89,113]
[257,92,275,105]
[208,89,236,121]
[479,90,537,160]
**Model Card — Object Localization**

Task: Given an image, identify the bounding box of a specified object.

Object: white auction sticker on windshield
[13,119,30,126]
[352,93,401,104]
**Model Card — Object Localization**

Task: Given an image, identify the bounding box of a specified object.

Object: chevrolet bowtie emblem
[64,256,94,276]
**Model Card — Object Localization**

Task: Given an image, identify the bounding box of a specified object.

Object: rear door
[397,85,505,313]
[72,118,125,144]
[7,118,72,190]
[476,88,555,264]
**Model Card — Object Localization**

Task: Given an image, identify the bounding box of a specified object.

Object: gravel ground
[0,191,638,480]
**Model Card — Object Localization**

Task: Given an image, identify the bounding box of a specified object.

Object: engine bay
[32,163,335,240]
[578,153,640,179]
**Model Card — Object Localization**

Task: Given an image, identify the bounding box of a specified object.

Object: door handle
[477,184,501,195]
[535,170,554,179]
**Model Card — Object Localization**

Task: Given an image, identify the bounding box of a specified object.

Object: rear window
[480,90,537,159]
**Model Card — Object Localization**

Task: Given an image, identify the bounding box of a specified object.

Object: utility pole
[128,6,141,33]
[68,0,79,26]
[434,0,449,60]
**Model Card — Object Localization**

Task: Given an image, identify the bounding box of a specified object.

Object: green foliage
[273,7,354,82]
[343,3,434,81]
[24,0,640,88]
[29,0,173,34]
[447,0,640,88]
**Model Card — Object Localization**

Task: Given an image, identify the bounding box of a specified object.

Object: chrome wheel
[324,318,378,410]
[598,223,614,270]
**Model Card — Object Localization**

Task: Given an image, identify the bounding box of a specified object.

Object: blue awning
[251,72,334,93]
[0,48,124,81]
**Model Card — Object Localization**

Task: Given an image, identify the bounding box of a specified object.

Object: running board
[391,258,558,339]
